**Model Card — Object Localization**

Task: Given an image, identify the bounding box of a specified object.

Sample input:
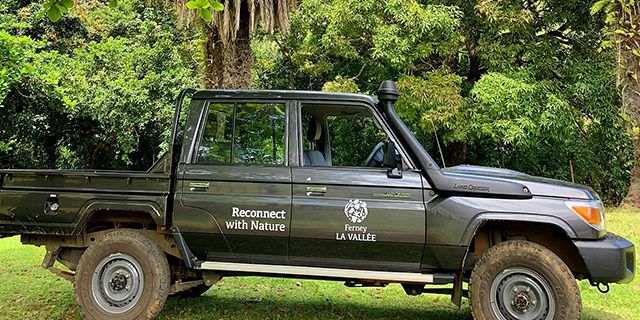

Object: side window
[198,102,286,165]
[301,105,388,167]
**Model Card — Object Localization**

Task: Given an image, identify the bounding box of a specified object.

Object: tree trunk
[202,1,253,89]
[464,33,482,85]
[621,77,640,206]
[617,4,640,207]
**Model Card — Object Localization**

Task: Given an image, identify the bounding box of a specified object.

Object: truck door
[289,102,427,272]
[173,99,293,264]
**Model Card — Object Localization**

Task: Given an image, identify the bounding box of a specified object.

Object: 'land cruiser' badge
[344,199,368,223]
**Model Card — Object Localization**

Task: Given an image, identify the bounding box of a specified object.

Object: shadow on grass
[160,294,474,320]
[582,307,624,320]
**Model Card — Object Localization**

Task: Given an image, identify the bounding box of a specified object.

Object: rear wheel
[75,229,170,320]
[469,240,581,320]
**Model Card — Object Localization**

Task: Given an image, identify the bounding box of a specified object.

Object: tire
[469,240,581,320]
[172,283,212,298]
[74,229,170,320]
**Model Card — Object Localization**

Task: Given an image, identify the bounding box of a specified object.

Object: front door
[174,100,292,264]
[289,102,427,272]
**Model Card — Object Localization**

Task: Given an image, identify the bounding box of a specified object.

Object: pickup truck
[0,81,635,320]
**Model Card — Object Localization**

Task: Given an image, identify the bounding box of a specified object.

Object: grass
[0,208,638,319]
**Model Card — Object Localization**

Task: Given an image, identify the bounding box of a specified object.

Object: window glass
[233,103,286,165]
[301,105,387,167]
[197,103,286,165]
[328,114,387,167]
[197,104,233,164]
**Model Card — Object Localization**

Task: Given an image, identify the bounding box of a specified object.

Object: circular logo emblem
[344,199,368,223]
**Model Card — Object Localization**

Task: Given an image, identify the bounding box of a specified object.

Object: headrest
[307,118,322,141]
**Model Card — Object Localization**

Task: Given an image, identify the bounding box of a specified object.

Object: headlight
[564,200,605,231]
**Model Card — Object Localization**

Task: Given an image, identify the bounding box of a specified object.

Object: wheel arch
[461,213,588,278]
[460,212,578,246]
[74,200,164,235]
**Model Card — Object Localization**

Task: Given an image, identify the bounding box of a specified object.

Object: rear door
[173,99,293,264]
[289,102,427,272]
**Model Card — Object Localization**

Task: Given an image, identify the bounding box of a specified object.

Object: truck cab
[173,88,429,274]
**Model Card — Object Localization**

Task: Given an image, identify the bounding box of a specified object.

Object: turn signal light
[565,200,605,231]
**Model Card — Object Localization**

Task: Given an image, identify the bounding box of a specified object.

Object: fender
[459,212,578,247]
[72,200,165,235]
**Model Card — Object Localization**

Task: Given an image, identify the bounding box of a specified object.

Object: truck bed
[0,169,169,237]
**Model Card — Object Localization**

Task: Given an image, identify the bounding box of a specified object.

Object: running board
[198,261,434,283]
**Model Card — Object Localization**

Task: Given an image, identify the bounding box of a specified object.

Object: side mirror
[383,140,402,179]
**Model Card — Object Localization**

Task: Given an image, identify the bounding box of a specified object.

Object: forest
[0,0,638,205]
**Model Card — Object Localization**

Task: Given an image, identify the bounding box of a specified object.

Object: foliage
[264,0,462,90]
[185,0,224,22]
[396,71,467,144]
[40,0,222,23]
[591,0,640,85]
[41,0,75,22]
[253,0,634,204]
[0,0,198,170]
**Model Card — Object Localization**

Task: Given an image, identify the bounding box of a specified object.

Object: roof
[192,89,378,104]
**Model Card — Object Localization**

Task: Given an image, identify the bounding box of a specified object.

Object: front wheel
[74,230,170,320]
[469,240,581,320]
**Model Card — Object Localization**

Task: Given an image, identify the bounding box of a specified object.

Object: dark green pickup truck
[0,81,635,320]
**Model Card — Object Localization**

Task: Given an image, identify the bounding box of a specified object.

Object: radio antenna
[430,119,446,168]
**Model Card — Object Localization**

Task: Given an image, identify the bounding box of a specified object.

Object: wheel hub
[512,291,531,312]
[91,253,144,314]
[489,267,555,320]
[110,273,129,292]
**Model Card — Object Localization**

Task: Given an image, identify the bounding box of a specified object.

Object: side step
[198,261,435,283]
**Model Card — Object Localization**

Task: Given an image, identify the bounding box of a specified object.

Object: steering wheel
[363,141,385,167]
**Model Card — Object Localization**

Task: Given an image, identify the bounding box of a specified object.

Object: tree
[40,0,296,89]
[0,0,198,170]
[176,0,296,88]
[592,0,640,206]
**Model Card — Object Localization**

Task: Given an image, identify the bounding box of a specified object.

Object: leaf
[108,0,118,8]
[43,0,53,10]
[56,3,68,14]
[590,0,609,15]
[186,1,200,9]
[209,0,224,11]
[200,7,212,22]
[47,5,61,22]
[60,0,73,9]
[36,9,46,19]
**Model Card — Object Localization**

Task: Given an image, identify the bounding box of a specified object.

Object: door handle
[306,186,327,197]
[189,182,210,192]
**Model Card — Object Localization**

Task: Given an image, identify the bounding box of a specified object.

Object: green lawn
[0,208,637,320]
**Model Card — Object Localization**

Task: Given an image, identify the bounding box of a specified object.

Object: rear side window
[197,102,286,165]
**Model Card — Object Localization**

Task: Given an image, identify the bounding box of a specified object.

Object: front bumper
[573,232,635,284]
